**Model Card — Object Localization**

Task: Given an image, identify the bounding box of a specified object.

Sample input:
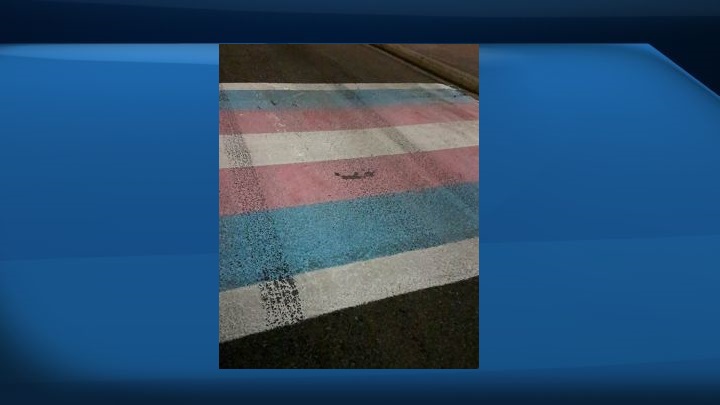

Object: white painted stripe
[219,83,455,91]
[219,237,479,343]
[220,120,479,168]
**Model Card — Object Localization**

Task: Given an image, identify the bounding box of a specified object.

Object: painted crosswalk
[219,83,479,343]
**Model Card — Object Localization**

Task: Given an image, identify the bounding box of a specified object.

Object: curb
[371,44,478,94]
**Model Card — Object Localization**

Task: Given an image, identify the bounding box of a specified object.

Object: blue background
[2,1,720,403]
[0,45,219,382]
[480,44,720,371]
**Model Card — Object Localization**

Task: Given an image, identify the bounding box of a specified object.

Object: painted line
[220,101,477,135]
[220,120,479,168]
[219,237,479,342]
[219,87,475,110]
[220,146,478,216]
[220,181,479,291]
[219,83,455,91]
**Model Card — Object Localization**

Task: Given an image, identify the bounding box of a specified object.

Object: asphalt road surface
[219,44,479,369]
[400,44,479,77]
[220,44,443,84]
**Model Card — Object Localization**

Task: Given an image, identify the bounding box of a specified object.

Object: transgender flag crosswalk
[219,82,479,343]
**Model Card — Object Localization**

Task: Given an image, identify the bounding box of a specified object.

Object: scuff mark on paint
[334,170,375,180]
[258,263,304,328]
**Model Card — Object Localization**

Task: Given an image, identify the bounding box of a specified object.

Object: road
[219,44,479,368]
[220,44,444,84]
[397,44,479,77]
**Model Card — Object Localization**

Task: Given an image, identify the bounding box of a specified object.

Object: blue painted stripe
[219,182,479,291]
[220,88,474,110]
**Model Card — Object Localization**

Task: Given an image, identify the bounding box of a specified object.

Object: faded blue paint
[220,182,479,291]
[220,87,475,110]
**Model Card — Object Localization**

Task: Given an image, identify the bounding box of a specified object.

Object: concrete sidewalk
[373,44,479,94]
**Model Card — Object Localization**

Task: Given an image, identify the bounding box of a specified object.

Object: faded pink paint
[219,102,478,135]
[220,146,479,216]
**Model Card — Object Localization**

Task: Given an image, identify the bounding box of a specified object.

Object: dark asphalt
[220,277,479,369]
[400,44,479,77]
[219,44,478,369]
[220,44,437,84]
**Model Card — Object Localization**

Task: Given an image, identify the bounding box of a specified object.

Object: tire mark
[220,89,304,329]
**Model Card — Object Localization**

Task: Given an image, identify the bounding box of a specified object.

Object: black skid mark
[219,89,304,329]
[334,170,375,180]
[258,263,304,329]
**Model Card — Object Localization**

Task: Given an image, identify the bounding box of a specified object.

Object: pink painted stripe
[220,146,479,216]
[220,102,478,135]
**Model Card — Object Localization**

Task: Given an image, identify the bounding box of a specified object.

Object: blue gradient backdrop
[2,1,720,403]
[0,45,219,382]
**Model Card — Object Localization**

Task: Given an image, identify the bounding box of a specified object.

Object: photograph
[218,44,479,368]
